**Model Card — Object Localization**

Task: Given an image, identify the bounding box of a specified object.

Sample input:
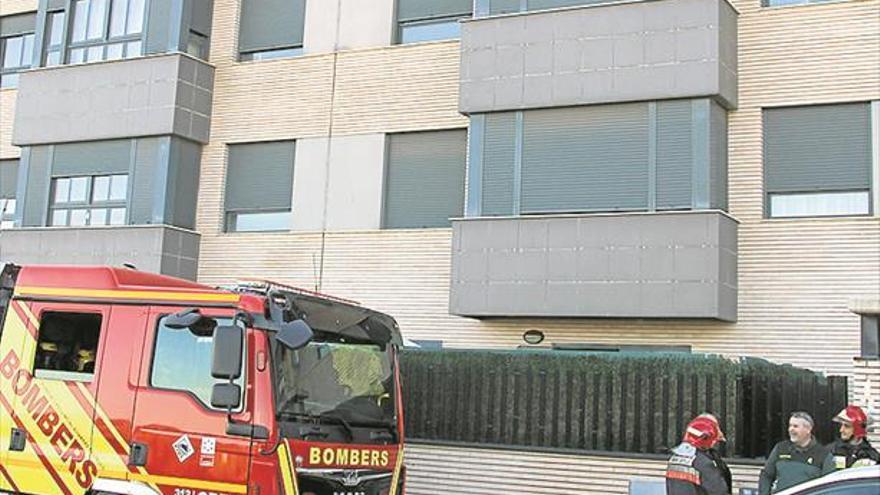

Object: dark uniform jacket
[666,442,731,495]
[758,439,835,495]
[829,438,880,469]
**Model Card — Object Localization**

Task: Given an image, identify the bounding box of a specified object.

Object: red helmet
[684,414,724,450]
[833,405,870,440]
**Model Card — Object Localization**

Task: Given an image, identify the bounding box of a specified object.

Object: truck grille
[297,469,393,495]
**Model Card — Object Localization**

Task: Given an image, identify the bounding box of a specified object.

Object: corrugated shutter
[167,137,201,230]
[710,101,728,210]
[656,100,693,210]
[488,0,521,14]
[0,159,18,199]
[398,0,472,21]
[521,104,649,213]
[145,0,172,54]
[52,140,133,176]
[189,0,213,35]
[384,129,467,229]
[129,137,160,225]
[239,0,305,52]
[23,147,50,227]
[527,0,605,11]
[764,103,871,194]
[225,141,295,212]
[481,112,516,216]
[47,0,67,10]
[0,13,36,37]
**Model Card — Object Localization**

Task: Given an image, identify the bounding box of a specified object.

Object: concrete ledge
[450,210,738,321]
[13,53,214,146]
[0,225,200,281]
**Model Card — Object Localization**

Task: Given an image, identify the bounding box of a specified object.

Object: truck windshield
[275,341,396,426]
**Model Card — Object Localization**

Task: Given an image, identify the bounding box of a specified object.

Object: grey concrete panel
[449,211,738,320]
[0,225,200,280]
[459,0,738,114]
[13,54,214,146]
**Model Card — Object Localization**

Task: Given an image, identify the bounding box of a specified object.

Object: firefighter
[666,413,732,495]
[828,405,879,469]
[758,412,835,495]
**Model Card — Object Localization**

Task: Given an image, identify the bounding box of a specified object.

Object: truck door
[0,300,110,495]
[128,306,253,494]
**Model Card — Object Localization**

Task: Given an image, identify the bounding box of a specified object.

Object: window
[151,316,244,410]
[225,141,294,232]
[383,129,466,229]
[397,0,471,44]
[0,159,17,229]
[0,32,34,88]
[764,103,872,218]
[476,0,609,16]
[186,30,209,60]
[43,11,66,66]
[469,99,728,216]
[34,312,102,381]
[49,174,128,226]
[68,0,144,64]
[763,0,837,7]
[239,0,305,61]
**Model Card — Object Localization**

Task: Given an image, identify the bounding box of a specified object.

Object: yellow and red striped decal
[277,441,299,495]
[389,445,405,495]
[13,286,240,304]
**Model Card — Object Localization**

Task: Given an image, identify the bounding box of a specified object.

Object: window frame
[0,31,35,89]
[224,209,293,233]
[67,0,145,65]
[396,13,470,45]
[32,309,105,383]
[42,10,67,66]
[1,198,17,229]
[48,174,129,227]
[149,314,247,413]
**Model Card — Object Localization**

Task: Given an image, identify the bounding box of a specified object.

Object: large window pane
[69,177,89,202]
[69,209,88,226]
[400,19,462,44]
[109,0,127,37]
[49,12,65,46]
[86,45,103,61]
[126,0,145,35]
[109,174,127,200]
[92,176,110,201]
[21,34,34,66]
[87,0,108,40]
[770,191,870,218]
[124,40,141,58]
[3,37,23,68]
[51,209,68,226]
[54,178,71,203]
[69,48,85,63]
[106,42,123,60]
[228,211,291,232]
[72,0,89,42]
[109,208,125,225]
[90,208,107,225]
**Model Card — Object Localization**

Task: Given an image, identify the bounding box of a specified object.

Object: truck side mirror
[211,383,242,409]
[276,319,313,350]
[212,325,243,380]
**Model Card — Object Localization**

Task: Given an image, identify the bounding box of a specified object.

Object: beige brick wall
[0,90,19,159]
[0,0,36,16]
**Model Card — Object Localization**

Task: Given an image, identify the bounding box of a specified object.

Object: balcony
[459,0,738,113]
[0,225,200,281]
[12,53,214,146]
[450,211,738,321]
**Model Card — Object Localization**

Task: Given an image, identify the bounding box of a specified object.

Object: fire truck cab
[0,264,406,495]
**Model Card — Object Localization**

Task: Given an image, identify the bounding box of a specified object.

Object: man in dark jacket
[666,413,731,495]
[758,412,835,495]
[828,405,879,469]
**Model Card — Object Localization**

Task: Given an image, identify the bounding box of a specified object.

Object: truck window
[34,312,101,382]
[150,316,244,410]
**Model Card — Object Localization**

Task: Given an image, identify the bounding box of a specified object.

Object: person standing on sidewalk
[828,405,879,469]
[758,412,835,495]
[666,413,732,495]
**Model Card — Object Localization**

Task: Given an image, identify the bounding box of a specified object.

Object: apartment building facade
[0,0,878,490]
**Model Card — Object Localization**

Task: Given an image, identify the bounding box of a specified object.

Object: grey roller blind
[53,140,133,176]
[482,112,516,216]
[129,137,160,225]
[190,0,213,35]
[656,100,693,210]
[0,159,18,198]
[709,101,728,210]
[47,0,67,10]
[764,103,871,193]
[521,104,649,213]
[527,0,603,11]
[239,0,305,52]
[398,0,472,20]
[488,0,521,14]
[23,147,50,227]
[225,141,294,212]
[384,129,466,229]
[0,13,36,37]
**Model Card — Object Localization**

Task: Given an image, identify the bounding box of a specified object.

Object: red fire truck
[0,264,406,495]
